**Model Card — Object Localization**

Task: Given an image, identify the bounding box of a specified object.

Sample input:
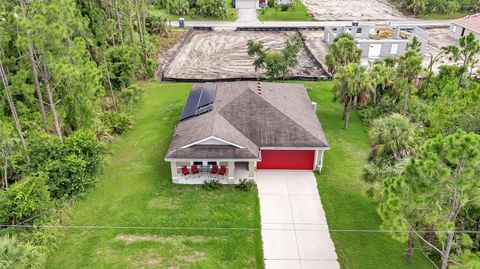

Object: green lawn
[149,1,237,22]
[305,81,433,269]
[258,0,313,21]
[46,82,263,269]
[418,12,468,20]
[47,81,433,269]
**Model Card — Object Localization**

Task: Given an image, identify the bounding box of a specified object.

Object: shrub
[203,179,222,191]
[267,0,274,8]
[99,111,133,136]
[119,85,144,109]
[279,4,291,11]
[0,235,45,269]
[0,173,51,225]
[235,179,256,192]
[195,0,227,18]
[106,47,138,90]
[26,130,105,199]
[357,100,393,125]
[149,0,168,8]
[145,13,170,36]
[167,0,189,16]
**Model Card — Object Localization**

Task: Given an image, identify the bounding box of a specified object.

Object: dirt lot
[300,30,329,69]
[163,30,327,80]
[301,0,407,21]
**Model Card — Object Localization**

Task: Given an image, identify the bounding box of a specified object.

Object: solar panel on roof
[198,86,216,108]
[196,105,212,116]
[179,86,217,121]
[179,89,202,121]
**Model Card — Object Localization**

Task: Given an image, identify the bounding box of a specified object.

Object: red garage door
[257,150,315,170]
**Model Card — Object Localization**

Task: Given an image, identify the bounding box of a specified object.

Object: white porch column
[248,161,255,179]
[227,161,235,184]
[317,150,325,173]
[170,161,179,183]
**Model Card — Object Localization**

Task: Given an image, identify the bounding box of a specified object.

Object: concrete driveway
[236,8,259,22]
[256,171,339,269]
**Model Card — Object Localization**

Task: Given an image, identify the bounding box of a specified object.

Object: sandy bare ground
[301,0,407,21]
[164,30,327,80]
[300,30,330,70]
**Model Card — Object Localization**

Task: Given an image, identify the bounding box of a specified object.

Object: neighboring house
[449,13,480,40]
[233,0,266,9]
[165,82,329,184]
[324,25,429,59]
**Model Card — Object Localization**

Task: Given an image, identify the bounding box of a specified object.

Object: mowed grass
[46,82,263,269]
[258,0,313,21]
[304,81,432,269]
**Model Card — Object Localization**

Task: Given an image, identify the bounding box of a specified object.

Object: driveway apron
[256,171,340,269]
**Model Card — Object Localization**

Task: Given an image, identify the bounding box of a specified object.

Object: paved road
[170,20,450,29]
[256,171,339,269]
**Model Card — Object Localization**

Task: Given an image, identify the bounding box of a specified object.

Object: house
[324,25,429,59]
[449,13,480,40]
[233,0,266,9]
[165,82,329,184]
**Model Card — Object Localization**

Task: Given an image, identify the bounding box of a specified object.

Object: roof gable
[220,88,326,148]
[181,136,244,149]
[452,13,480,33]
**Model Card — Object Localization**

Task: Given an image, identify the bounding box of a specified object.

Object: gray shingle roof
[165,82,329,160]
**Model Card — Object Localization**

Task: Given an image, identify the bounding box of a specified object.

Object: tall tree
[333,63,372,129]
[396,46,423,114]
[0,56,29,162]
[325,34,361,74]
[369,61,397,104]
[18,0,49,131]
[377,129,480,267]
[443,33,480,86]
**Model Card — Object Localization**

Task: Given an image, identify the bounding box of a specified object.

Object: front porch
[171,161,256,185]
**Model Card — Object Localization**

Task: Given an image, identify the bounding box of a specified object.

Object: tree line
[0,0,164,267]
[400,0,479,16]
[327,33,480,268]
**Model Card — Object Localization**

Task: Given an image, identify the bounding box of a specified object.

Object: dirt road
[301,0,407,21]
[164,30,327,80]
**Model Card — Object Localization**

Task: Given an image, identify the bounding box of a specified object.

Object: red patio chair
[217,165,226,180]
[191,165,200,178]
[181,166,191,179]
[210,165,218,178]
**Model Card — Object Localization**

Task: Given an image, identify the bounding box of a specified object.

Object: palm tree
[369,62,396,104]
[396,45,423,114]
[368,113,419,160]
[333,63,372,130]
[407,0,426,15]
[325,34,361,74]
[0,235,44,268]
